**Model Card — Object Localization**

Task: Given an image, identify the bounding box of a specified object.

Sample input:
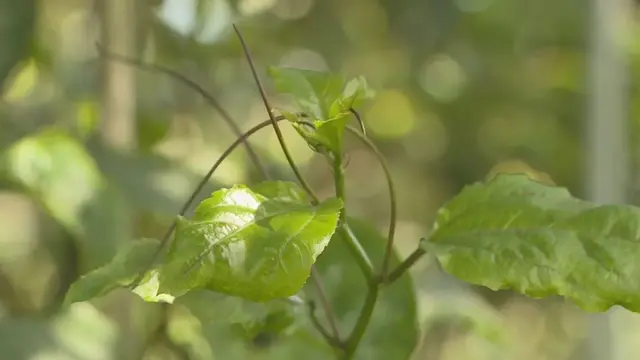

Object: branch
[95,43,271,180]
[232,24,319,204]
[344,123,397,281]
[308,300,344,349]
[309,266,342,344]
[386,247,426,284]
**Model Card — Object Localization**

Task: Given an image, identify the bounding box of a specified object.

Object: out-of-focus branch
[95,0,138,359]
[98,0,136,150]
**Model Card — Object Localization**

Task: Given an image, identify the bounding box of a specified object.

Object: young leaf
[269,68,374,155]
[426,173,640,313]
[280,110,349,155]
[330,76,375,117]
[159,181,343,302]
[267,67,344,120]
[63,238,165,305]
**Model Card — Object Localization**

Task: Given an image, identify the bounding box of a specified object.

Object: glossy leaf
[63,238,164,305]
[426,173,640,312]
[159,181,343,302]
[177,218,417,359]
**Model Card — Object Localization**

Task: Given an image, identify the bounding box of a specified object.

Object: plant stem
[333,151,347,225]
[348,108,366,137]
[232,24,319,204]
[310,266,342,344]
[96,43,270,180]
[336,123,401,358]
[129,117,287,288]
[386,247,426,284]
[308,299,343,349]
[340,222,374,280]
[344,125,398,281]
[343,280,379,359]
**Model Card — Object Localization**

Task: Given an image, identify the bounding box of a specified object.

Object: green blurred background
[1,0,639,359]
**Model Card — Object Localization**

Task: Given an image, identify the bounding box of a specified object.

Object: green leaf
[330,76,376,117]
[0,302,117,359]
[305,217,419,359]
[64,238,165,305]
[426,173,640,312]
[268,67,344,120]
[269,68,374,155]
[159,181,343,302]
[174,219,417,359]
[281,110,348,155]
[137,111,171,152]
[175,290,306,359]
[3,129,127,269]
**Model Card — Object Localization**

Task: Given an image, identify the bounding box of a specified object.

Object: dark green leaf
[268,67,344,120]
[174,290,306,358]
[305,217,419,359]
[64,239,161,305]
[426,173,640,312]
[159,181,343,302]
[136,111,171,152]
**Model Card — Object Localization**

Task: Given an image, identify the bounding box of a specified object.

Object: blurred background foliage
[0,0,639,359]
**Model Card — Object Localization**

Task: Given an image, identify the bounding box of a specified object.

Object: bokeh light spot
[279,48,328,71]
[271,0,314,20]
[365,90,416,139]
[418,54,467,103]
[238,0,277,16]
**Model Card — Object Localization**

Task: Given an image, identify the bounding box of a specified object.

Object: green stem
[333,152,347,225]
[332,139,377,359]
[232,24,319,204]
[339,224,374,279]
[344,125,398,281]
[337,123,400,358]
[332,146,374,279]
[386,247,426,284]
[310,266,342,344]
[343,280,379,359]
